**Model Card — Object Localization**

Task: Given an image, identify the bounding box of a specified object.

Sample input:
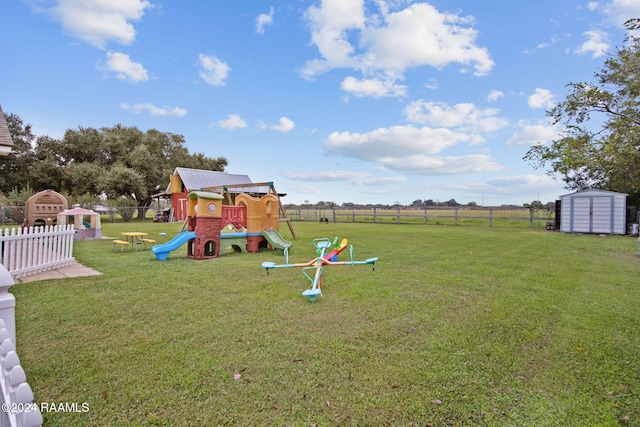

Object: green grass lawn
[10,221,640,426]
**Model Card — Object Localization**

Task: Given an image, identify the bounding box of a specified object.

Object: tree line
[0,117,227,217]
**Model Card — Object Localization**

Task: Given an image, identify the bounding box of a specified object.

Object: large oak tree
[0,120,228,217]
[525,19,640,205]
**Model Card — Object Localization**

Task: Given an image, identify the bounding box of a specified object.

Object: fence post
[529,209,533,228]
[424,208,427,224]
[454,208,458,226]
[397,207,401,224]
[0,265,15,345]
[373,207,377,223]
[489,208,493,227]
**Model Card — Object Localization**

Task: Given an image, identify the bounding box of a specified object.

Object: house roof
[0,104,13,156]
[168,167,253,192]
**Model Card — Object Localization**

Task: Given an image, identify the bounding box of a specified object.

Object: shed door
[570,196,614,233]
[570,197,592,232]
[591,196,614,233]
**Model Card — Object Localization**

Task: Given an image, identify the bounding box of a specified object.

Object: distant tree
[30,136,66,191]
[100,163,147,201]
[66,162,106,197]
[525,18,640,205]
[424,199,436,206]
[444,199,460,207]
[0,113,37,192]
[524,200,545,209]
[411,199,424,207]
[466,201,478,207]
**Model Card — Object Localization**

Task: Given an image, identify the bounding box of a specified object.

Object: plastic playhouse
[152,188,293,261]
[262,237,378,302]
[57,207,102,240]
[23,189,68,227]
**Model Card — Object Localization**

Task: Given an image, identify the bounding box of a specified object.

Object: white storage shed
[560,189,627,235]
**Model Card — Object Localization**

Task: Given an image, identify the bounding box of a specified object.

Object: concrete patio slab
[15,262,102,284]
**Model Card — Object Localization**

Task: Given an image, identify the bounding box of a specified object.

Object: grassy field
[10,221,640,426]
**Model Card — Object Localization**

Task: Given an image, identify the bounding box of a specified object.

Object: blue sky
[2,1,639,206]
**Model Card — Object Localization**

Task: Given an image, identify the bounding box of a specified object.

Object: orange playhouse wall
[234,193,279,233]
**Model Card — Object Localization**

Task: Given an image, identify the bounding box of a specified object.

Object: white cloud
[218,114,247,130]
[100,52,148,83]
[256,7,274,34]
[302,0,365,77]
[424,78,439,90]
[302,1,493,97]
[270,117,296,132]
[284,170,407,186]
[528,88,556,109]
[43,0,152,49]
[604,0,640,27]
[359,3,494,75]
[323,124,501,175]
[325,125,464,160]
[198,54,231,86]
[482,174,565,202]
[290,185,322,195]
[120,103,187,117]
[486,90,504,102]
[404,101,508,133]
[341,76,407,98]
[575,30,610,58]
[382,154,502,175]
[506,120,561,147]
[488,174,559,188]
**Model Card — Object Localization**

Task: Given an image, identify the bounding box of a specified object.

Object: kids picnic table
[120,232,153,251]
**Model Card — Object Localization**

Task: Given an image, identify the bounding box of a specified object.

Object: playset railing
[0,225,75,279]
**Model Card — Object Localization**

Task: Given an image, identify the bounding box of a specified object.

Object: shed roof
[0,104,13,155]
[560,189,628,198]
[170,167,253,192]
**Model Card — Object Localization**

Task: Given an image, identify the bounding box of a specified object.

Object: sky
[2,0,639,206]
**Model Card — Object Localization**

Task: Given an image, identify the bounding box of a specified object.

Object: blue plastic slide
[152,231,196,261]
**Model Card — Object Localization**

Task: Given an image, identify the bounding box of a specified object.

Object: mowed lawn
[10,221,640,426]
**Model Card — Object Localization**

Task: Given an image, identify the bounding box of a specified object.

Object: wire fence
[285,207,557,229]
[0,205,174,226]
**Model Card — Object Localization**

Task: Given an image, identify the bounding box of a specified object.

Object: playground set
[150,181,378,302]
[152,185,293,261]
[262,237,378,302]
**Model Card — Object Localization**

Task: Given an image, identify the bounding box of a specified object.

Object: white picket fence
[0,225,75,279]
[0,266,42,427]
